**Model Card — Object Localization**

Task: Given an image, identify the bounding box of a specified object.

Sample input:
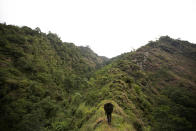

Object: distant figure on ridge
[104,103,114,124]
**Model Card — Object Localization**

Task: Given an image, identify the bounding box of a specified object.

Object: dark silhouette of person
[104,103,114,124]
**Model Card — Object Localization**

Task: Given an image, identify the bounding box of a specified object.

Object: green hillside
[0,24,196,131]
[80,36,196,131]
[0,23,107,131]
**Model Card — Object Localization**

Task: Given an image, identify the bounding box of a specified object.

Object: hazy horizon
[1,0,196,58]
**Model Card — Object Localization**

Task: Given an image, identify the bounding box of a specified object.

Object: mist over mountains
[0,23,196,131]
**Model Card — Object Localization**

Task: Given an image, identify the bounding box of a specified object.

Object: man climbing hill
[104,103,114,124]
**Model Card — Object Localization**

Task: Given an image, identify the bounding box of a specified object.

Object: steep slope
[0,23,108,131]
[77,36,196,131]
[0,23,196,131]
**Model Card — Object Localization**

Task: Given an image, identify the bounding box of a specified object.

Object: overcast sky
[0,0,196,58]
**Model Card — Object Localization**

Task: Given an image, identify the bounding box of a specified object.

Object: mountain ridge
[0,23,196,131]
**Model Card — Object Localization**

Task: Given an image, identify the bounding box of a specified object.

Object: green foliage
[0,24,196,131]
[0,23,107,131]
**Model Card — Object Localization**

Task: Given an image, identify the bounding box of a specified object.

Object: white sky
[0,0,196,58]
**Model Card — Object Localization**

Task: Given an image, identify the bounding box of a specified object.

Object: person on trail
[104,103,114,124]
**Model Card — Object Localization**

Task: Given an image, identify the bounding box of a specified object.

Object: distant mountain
[0,24,195,131]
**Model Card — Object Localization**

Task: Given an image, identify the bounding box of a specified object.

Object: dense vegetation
[0,23,107,131]
[0,24,196,131]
